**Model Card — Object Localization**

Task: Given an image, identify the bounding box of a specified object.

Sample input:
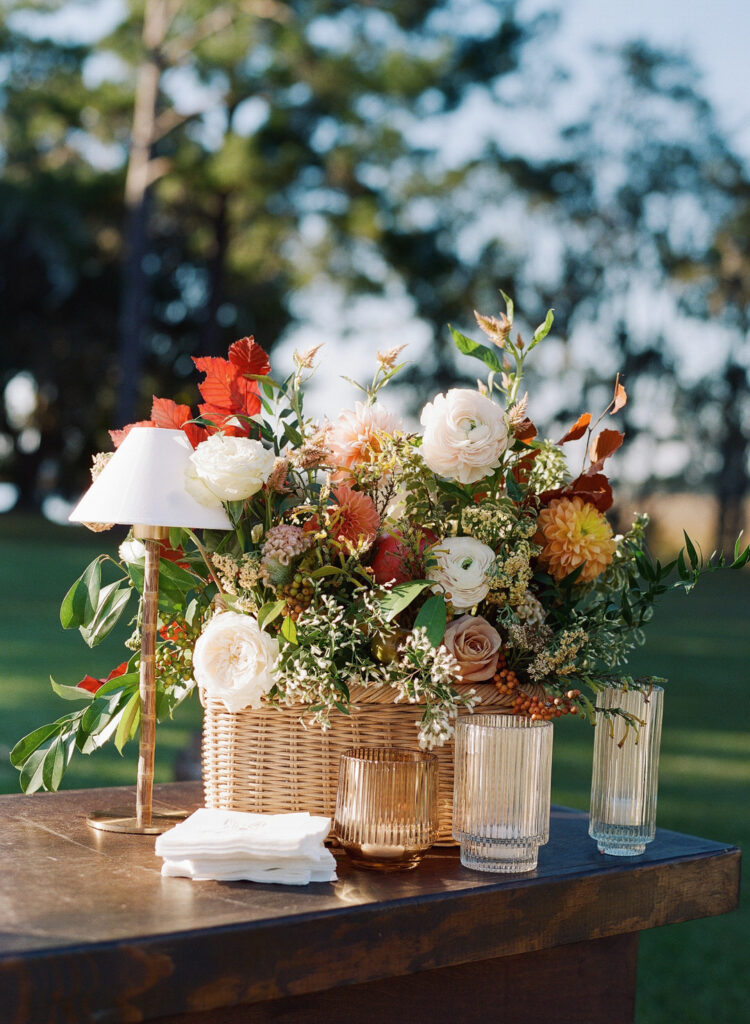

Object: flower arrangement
[12,295,750,791]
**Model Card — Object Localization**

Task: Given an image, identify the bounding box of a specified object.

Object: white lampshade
[69,427,232,530]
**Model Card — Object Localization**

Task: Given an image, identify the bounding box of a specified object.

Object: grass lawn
[0,512,748,1022]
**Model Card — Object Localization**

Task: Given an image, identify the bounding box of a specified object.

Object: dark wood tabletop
[0,782,740,1024]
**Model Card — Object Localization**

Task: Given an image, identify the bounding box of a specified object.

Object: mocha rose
[442,614,502,683]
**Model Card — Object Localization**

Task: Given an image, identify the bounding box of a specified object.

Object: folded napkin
[155,808,337,885]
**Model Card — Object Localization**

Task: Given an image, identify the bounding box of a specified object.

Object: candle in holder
[334,748,438,871]
[452,715,553,874]
[589,685,664,856]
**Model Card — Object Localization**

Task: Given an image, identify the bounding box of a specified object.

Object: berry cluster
[280,574,314,621]
[493,660,581,720]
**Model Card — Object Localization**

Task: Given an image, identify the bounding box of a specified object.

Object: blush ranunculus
[442,614,502,683]
[420,388,509,484]
[193,612,278,713]
[427,536,496,612]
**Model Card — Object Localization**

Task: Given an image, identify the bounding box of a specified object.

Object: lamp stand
[87,526,188,835]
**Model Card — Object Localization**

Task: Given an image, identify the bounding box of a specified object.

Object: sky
[523,0,750,160]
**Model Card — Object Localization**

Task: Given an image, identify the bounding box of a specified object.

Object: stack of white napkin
[155,807,337,885]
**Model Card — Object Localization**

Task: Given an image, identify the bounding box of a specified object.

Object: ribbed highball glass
[589,685,664,856]
[452,715,554,873]
[334,747,439,871]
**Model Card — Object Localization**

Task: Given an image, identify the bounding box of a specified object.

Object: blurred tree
[1,6,748,548]
[0,12,124,508]
[2,0,561,504]
[521,43,750,551]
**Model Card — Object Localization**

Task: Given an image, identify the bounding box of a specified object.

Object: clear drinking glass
[334,747,439,871]
[589,685,664,856]
[452,715,554,873]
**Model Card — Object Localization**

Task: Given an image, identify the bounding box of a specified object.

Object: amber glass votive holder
[334,747,439,871]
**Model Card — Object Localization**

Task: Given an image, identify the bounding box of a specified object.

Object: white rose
[185,434,276,508]
[193,612,279,712]
[427,536,496,612]
[420,388,509,484]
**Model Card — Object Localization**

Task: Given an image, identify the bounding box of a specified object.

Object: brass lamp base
[86,809,188,835]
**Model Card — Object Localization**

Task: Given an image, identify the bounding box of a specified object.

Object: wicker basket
[201,682,544,844]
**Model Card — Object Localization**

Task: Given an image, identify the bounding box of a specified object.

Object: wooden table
[0,782,739,1024]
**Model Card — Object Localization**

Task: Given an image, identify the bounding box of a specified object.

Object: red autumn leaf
[76,660,129,694]
[150,397,192,431]
[193,357,237,409]
[557,412,591,445]
[194,356,261,431]
[197,403,251,437]
[511,449,540,489]
[228,336,271,378]
[611,377,627,414]
[589,428,624,471]
[539,473,613,513]
[150,397,206,448]
[109,420,155,448]
[514,417,538,442]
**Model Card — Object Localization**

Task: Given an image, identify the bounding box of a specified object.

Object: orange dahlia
[537,496,616,582]
[327,485,380,548]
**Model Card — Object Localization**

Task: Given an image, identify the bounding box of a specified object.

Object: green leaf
[448,326,503,373]
[733,531,745,561]
[60,558,101,629]
[168,527,186,550]
[435,477,469,501]
[414,594,447,647]
[528,308,554,351]
[731,545,750,569]
[258,600,286,631]
[505,470,524,502]
[283,421,303,447]
[308,565,344,579]
[49,675,95,701]
[10,721,64,767]
[683,531,699,570]
[80,581,132,648]
[281,615,298,644]
[114,692,141,753]
[127,558,195,613]
[20,749,48,794]
[42,738,66,792]
[245,373,283,390]
[499,290,514,324]
[379,580,433,621]
[94,671,139,699]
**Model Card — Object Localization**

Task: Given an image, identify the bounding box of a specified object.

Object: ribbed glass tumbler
[589,685,664,856]
[453,716,553,873]
[334,747,439,871]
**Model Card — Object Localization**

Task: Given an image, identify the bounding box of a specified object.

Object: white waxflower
[427,536,496,612]
[419,388,509,484]
[193,611,279,713]
[185,433,276,507]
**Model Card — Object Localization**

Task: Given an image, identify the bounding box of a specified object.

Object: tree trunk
[715,362,749,555]
[116,0,176,428]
